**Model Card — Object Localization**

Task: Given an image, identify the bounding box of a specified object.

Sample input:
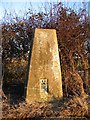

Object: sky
[0,0,90,22]
[0,0,90,2]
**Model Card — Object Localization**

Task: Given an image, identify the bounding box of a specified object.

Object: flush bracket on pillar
[40,79,48,94]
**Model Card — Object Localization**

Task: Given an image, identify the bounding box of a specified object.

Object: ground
[2,93,90,120]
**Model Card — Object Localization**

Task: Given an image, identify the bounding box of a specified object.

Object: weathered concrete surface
[26,28,63,103]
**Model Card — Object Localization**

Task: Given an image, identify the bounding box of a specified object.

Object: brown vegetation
[2,96,89,119]
[1,2,90,119]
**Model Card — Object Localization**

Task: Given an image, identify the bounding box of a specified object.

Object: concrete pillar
[26,28,63,103]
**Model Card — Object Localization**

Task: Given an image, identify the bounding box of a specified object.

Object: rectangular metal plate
[40,79,48,93]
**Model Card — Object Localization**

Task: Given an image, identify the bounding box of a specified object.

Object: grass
[2,94,90,120]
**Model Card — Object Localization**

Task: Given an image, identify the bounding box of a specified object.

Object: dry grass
[2,95,90,119]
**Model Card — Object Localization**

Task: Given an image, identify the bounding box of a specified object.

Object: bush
[2,2,89,97]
